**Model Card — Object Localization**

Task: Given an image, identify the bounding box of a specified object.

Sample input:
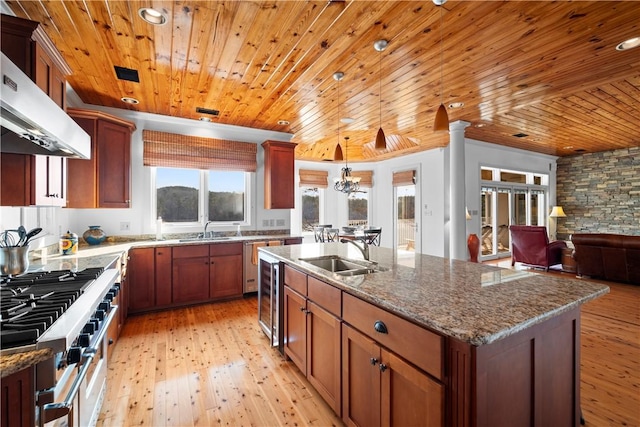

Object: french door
[392,169,419,266]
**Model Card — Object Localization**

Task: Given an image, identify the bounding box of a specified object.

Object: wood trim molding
[67,108,137,131]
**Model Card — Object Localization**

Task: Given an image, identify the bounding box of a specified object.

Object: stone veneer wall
[556,146,640,237]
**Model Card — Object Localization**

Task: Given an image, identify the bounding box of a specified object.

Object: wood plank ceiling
[6,1,640,162]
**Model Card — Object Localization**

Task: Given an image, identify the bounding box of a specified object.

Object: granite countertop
[1,348,53,378]
[259,243,610,346]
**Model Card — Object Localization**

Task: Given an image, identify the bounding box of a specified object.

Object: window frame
[151,166,251,230]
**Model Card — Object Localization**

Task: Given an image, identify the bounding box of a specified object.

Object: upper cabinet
[262,140,297,209]
[67,109,136,208]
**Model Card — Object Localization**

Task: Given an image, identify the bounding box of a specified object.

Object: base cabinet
[127,248,156,313]
[0,366,35,427]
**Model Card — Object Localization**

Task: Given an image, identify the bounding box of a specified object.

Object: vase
[467,233,480,263]
[83,225,107,245]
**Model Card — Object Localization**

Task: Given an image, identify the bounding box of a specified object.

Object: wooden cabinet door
[209,254,242,299]
[262,140,296,209]
[307,301,342,415]
[342,324,381,427]
[127,248,155,313]
[155,247,172,307]
[284,286,307,374]
[97,120,131,208]
[172,256,210,304]
[1,366,35,427]
[380,349,444,427]
[0,153,32,206]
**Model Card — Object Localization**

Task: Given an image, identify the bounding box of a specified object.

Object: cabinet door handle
[379,363,387,372]
[370,357,378,366]
[300,306,306,312]
[374,320,388,334]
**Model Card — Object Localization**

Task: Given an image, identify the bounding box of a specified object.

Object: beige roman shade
[299,169,328,188]
[351,170,373,188]
[392,170,415,186]
[143,130,257,171]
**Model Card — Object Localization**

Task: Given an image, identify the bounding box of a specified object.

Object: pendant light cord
[439,5,444,105]
[379,47,383,129]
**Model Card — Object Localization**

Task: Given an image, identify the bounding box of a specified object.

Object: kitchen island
[259,242,609,427]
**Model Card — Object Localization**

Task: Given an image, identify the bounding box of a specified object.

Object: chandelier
[334,136,360,194]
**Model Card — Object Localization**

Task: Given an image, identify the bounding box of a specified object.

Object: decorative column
[449,120,471,261]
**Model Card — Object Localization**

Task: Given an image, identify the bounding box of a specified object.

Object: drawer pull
[370,357,378,366]
[379,363,387,372]
[374,320,388,334]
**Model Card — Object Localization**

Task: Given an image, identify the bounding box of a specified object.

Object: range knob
[110,285,120,297]
[77,333,91,347]
[104,292,114,302]
[67,347,82,364]
[99,301,110,312]
[95,309,106,321]
[82,322,96,334]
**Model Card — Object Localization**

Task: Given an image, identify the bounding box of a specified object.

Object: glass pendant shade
[434,103,449,132]
[375,127,386,150]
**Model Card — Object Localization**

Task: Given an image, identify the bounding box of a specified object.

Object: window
[301,187,320,232]
[348,191,369,227]
[155,167,249,225]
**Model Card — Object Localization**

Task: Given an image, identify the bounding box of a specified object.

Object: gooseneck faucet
[203,221,215,238]
[340,239,370,261]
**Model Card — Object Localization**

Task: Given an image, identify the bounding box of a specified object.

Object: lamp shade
[433,103,449,132]
[549,206,566,218]
[334,144,343,161]
[375,127,386,150]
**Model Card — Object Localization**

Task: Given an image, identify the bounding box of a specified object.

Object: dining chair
[325,228,339,242]
[363,228,382,246]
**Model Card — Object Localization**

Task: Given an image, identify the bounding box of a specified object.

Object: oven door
[39,307,117,427]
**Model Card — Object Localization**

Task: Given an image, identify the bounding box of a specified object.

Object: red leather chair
[509,225,567,271]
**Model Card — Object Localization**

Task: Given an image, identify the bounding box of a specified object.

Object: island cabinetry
[209,243,243,299]
[67,109,136,208]
[127,247,156,313]
[172,245,210,304]
[262,140,296,209]
[341,294,444,427]
[283,266,342,415]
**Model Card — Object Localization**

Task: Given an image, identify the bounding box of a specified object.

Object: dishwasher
[243,240,283,293]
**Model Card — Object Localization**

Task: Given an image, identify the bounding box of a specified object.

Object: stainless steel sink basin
[178,237,231,242]
[299,255,385,276]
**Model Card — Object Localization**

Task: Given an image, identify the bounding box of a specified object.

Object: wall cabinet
[67,109,136,208]
[0,14,71,207]
[283,265,342,415]
[262,140,296,209]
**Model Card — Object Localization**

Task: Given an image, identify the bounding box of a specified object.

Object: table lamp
[549,206,567,241]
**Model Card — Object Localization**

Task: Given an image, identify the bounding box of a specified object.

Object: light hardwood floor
[98,277,639,427]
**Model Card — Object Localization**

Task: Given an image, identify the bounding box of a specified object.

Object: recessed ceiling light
[278,120,290,125]
[199,117,212,122]
[138,8,167,25]
[616,36,640,51]
[340,117,354,124]
[121,97,139,104]
[448,102,464,109]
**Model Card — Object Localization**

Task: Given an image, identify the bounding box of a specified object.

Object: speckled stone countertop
[1,348,53,378]
[260,243,610,346]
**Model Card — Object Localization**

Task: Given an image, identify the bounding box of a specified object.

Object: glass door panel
[496,190,511,256]
[395,184,416,266]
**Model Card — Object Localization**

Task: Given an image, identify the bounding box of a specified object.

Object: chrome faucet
[203,221,215,238]
[340,239,370,261]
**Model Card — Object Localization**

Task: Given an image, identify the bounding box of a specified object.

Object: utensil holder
[0,246,30,275]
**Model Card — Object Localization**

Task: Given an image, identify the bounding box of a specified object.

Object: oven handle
[40,306,118,427]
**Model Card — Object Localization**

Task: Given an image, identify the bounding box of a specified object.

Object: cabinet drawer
[210,242,243,256]
[342,293,443,380]
[307,276,341,317]
[284,264,307,296]
[173,244,209,258]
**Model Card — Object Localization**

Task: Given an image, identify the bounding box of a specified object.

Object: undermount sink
[178,237,231,242]
[299,255,386,276]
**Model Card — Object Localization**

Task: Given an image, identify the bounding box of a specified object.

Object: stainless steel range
[0,267,119,427]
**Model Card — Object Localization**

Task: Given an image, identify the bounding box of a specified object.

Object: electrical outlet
[269,219,275,227]
[276,219,285,226]
[262,219,270,227]
[120,221,130,231]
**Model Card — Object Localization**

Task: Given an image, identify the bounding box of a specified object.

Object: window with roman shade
[143,130,257,171]
[351,170,373,188]
[299,169,328,188]
[392,170,415,186]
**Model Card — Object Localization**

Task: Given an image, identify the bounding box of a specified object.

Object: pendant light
[334,136,361,194]
[333,71,344,161]
[374,39,388,150]
[433,0,450,132]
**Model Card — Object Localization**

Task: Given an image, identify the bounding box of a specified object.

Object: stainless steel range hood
[1,52,90,159]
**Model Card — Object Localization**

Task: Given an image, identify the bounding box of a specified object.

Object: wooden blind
[299,169,328,188]
[143,130,257,171]
[351,170,373,188]
[392,170,415,186]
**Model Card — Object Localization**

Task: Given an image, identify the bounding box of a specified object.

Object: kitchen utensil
[16,225,26,246]
[0,246,29,275]
[1,230,17,248]
[22,227,42,247]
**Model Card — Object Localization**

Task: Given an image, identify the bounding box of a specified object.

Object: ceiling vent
[196,107,220,116]
[114,66,140,82]
[513,132,529,138]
